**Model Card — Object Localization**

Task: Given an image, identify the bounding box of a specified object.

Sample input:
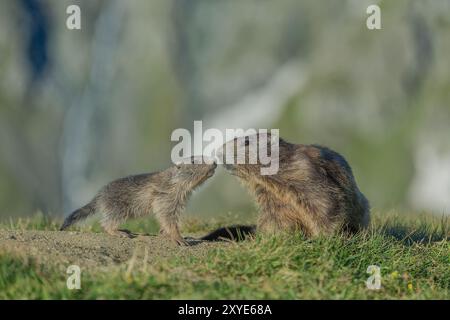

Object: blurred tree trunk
[61,0,125,213]
[170,0,203,122]
[0,0,56,213]
[403,7,433,100]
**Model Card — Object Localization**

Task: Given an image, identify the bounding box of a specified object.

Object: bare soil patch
[0,230,224,270]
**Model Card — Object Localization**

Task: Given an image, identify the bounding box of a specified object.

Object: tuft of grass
[0,211,448,299]
[1,211,61,231]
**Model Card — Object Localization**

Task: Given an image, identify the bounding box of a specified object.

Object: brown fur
[219,134,370,237]
[60,157,216,245]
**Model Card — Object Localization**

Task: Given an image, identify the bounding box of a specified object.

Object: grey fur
[60,156,216,245]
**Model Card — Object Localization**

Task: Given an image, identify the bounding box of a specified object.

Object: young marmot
[217,133,370,237]
[60,156,216,245]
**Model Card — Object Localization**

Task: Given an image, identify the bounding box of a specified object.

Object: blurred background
[0,0,449,221]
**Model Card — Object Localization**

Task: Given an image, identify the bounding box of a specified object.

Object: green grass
[0,212,448,299]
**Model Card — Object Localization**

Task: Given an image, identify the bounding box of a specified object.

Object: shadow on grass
[379,224,448,245]
[200,225,256,242]
[200,220,449,246]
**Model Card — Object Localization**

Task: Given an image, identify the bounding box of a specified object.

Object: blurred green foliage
[0,0,449,219]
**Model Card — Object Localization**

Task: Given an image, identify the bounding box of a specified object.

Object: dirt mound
[0,230,224,270]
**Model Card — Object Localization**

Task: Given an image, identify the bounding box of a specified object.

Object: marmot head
[216,132,284,177]
[173,156,217,187]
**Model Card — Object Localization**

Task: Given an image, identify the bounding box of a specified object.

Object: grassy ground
[0,212,448,299]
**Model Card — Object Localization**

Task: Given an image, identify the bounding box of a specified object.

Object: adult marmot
[217,133,369,237]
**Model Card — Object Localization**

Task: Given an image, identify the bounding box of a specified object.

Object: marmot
[60,156,217,245]
[217,133,370,237]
